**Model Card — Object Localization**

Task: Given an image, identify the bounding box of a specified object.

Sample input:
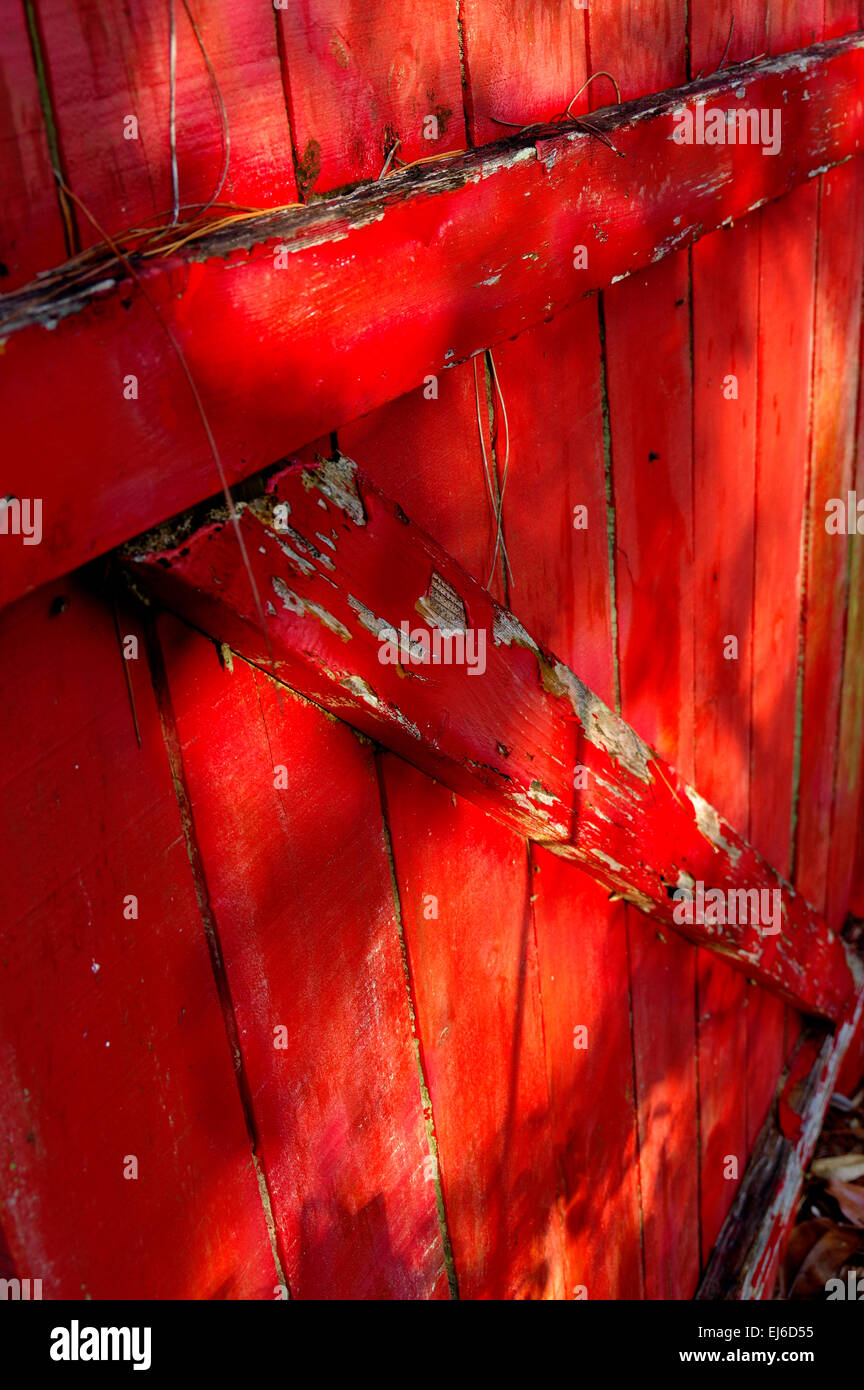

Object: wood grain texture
[483,302,614,719]
[588,2,701,1299]
[0,2,67,288]
[123,454,861,1021]
[481,303,643,1297]
[766,1,822,52]
[157,616,447,1298]
[586,0,686,101]
[691,217,759,1263]
[528,850,644,1299]
[5,37,864,607]
[276,0,465,196]
[826,237,864,932]
[796,160,864,917]
[0,579,278,1299]
[603,251,701,1300]
[34,0,297,247]
[338,360,500,598]
[689,1,766,76]
[698,1000,864,1299]
[460,0,589,145]
[379,755,562,1299]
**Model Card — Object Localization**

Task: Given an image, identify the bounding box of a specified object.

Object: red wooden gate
[1,0,864,1301]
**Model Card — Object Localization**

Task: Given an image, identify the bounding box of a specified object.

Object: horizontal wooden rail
[122,454,862,1022]
[3,33,864,606]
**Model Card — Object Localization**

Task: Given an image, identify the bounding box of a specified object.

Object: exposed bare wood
[696,986,864,1299]
[122,454,862,1022]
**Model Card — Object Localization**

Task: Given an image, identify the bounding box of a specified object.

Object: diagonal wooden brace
[122,455,862,1022]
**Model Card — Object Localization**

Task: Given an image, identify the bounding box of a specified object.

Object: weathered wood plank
[460,0,589,145]
[590,1,700,1300]
[696,992,864,1299]
[0,579,279,1298]
[35,0,297,247]
[796,159,864,917]
[603,251,701,1299]
[276,0,464,196]
[380,755,562,1299]
[827,241,864,931]
[122,454,861,1021]
[157,617,448,1298]
[4,36,864,607]
[0,3,67,288]
[751,180,821,1125]
[483,303,644,1297]
[691,216,759,1264]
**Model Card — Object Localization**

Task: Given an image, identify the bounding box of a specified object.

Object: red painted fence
[1,0,863,1301]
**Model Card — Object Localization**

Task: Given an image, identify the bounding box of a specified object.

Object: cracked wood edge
[3,35,864,606]
[121,454,861,1022]
[696,988,864,1299]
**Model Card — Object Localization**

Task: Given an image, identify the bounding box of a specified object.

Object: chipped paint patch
[347,594,391,638]
[271,576,351,640]
[588,846,627,874]
[272,576,304,613]
[492,606,538,652]
[685,786,742,864]
[303,453,366,525]
[337,675,422,739]
[416,572,467,634]
[542,661,652,783]
[527,779,556,806]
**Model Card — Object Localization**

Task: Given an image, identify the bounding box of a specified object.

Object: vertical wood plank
[488,302,643,1298]
[0,3,67,287]
[380,756,563,1299]
[827,255,864,932]
[459,0,588,145]
[488,301,613,702]
[691,218,758,1253]
[0,580,278,1299]
[689,2,765,74]
[751,181,819,1122]
[276,0,465,197]
[765,2,822,50]
[283,8,498,1300]
[158,616,448,1299]
[589,0,686,103]
[339,360,499,595]
[821,0,860,41]
[588,0,699,1297]
[35,0,297,247]
[529,853,644,1300]
[602,251,701,1299]
[796,161,864,917]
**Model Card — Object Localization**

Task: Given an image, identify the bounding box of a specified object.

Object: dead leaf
[826,1177,864,1227]
[811,1153,864,1181]
[788,1223,863,1299]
